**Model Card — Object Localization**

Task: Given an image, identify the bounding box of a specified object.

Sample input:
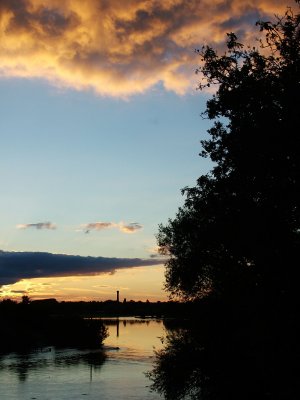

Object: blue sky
[0,79,211,258]
[0,0,293,300]
[0,78,212,301]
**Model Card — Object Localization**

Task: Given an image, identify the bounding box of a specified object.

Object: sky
[0,0,294,302]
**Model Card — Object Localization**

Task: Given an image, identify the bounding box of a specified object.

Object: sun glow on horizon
[0,265,167,303]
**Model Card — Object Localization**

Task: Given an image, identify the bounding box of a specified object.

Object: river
[0,318,164,400]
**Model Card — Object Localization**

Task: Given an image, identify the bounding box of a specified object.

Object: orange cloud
[0,0,295,97]
[119,222,142,233]
[80,221,142,234]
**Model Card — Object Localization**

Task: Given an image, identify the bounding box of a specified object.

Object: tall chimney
[116,290,119,303]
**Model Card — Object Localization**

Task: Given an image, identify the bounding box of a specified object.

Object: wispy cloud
[10,290,27,294]
[0,250,164,287]
[82,222,115,234]
[80,221,142,234]
[147,245,168,259]
[17,222,56,230]
[119,222,142,233]
[0,0,293,97]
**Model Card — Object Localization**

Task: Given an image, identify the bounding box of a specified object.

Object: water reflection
[0,347,106,383]
[148,312,299,400]
[2,314,296,399]
[102,317,164,362]
[0,318,163,400]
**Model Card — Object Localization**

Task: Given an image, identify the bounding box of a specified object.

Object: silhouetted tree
[158,3,300,301]
[21,295,31,305]
[148,313,299,400]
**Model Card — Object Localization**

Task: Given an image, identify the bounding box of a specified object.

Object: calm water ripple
[0,318,164,400]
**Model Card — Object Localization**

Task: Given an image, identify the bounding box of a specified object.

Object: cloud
[17,222,56,230]
[150,254,161,259]
[0,0,294,97]
[146,245,168,259]
[119,222,142,233]
[10,290,27,294]
[80,221,142,234]
[0,250,164,287]
[82,222,115,234]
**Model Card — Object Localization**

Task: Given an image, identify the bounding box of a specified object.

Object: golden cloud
[80,221,142,234]
[0,0,295,97]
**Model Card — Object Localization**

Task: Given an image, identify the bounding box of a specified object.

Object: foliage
[147,328,204,400]
[158,3,300,300]
[0,299,108,352]
[148,302,299,400]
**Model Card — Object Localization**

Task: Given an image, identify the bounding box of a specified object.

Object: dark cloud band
[0,250,164,287]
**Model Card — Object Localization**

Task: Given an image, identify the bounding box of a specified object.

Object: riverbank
[0,299,108,353]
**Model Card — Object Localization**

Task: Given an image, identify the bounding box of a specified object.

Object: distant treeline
[1,296,242,354]
[0,297,111,354]
[0,297,197,354]
[0,296,193,318]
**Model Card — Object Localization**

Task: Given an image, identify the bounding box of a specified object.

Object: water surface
[0,318,164,400]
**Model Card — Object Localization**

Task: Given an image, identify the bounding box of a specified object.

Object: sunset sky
[0,0,293,301]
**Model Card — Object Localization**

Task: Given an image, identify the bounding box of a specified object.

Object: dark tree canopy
[158,3,300,301]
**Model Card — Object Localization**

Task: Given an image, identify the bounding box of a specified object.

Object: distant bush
[0,299,108,353]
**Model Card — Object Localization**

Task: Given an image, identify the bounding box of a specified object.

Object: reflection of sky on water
[0,318,164,400]
[103,318,164,362]
[0,347,106,382]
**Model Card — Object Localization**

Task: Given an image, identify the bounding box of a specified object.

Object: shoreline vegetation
[148,294,299,400]
[0,297,190,354]
[1,295,298,398]
[146,4,300,398]
[0,297,109,353]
